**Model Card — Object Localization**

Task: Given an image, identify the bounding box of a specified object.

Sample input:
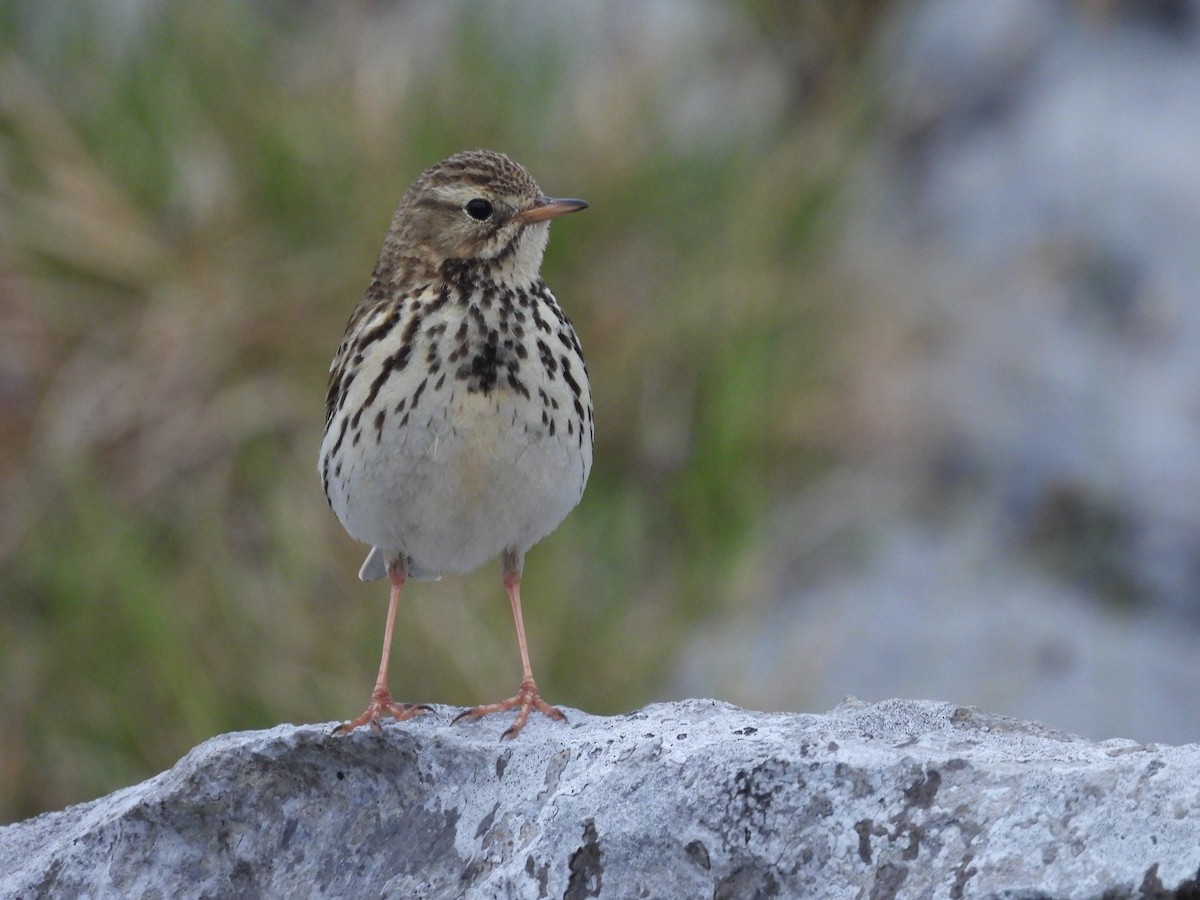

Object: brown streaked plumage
[320,150,592,738]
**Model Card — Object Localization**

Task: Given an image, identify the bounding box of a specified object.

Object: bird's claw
[453,679,566,739]
[332,688,431,735]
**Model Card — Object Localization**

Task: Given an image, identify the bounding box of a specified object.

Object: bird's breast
[319,280,592,571]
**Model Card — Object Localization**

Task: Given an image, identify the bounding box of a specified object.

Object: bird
[319,149,592,739]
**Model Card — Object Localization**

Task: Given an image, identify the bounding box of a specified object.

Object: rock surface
[2,699,1198,899]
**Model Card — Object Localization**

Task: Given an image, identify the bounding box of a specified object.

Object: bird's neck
[434,258,533,295]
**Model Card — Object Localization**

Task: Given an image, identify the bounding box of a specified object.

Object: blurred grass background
[0,0,883,822]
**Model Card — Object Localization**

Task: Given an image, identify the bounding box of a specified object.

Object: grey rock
[2,700,1198,899]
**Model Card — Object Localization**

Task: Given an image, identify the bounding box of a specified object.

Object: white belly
[322,378,591,577]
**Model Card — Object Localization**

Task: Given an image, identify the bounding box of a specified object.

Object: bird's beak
[513,195,588,224]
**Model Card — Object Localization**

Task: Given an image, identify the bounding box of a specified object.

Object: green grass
[0,0,877,823]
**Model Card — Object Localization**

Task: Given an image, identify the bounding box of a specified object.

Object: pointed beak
[513,195,588,225]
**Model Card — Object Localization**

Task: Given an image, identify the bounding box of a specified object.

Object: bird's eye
[465,198,494,221]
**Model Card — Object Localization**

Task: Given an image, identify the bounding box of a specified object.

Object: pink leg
[333,556,431,735]
[452,550,566,739]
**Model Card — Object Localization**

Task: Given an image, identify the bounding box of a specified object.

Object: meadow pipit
[320,150,592,738]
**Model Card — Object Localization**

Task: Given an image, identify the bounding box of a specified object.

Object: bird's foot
[332,687,432,735]
[452,679,566,739]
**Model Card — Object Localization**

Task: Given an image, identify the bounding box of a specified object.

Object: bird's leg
[333,556,431,735]
[453,550,566,739]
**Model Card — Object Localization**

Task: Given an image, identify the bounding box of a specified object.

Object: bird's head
[394,149,587,285]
